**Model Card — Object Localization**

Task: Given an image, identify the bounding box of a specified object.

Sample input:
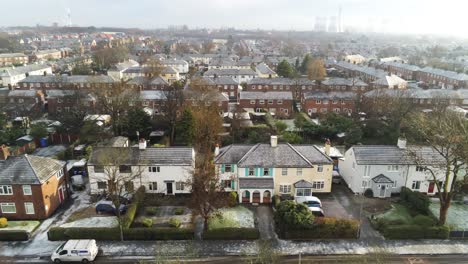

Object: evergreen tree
[176,108,195,145]
[300,54,312,74]
[276,60,294,78]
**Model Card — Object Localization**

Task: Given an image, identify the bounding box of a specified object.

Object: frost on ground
[0,188,92,257]
[60,216,118,228]
[208,206,255,230]
[430,202,468,229]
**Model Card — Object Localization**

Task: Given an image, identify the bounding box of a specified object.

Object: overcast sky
[1,0,467,37]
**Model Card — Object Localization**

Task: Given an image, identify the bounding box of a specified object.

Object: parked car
[105,192,133,205]
[70,175,85,190]
[295,196,322,207]
[332,171,342,184]
[51,239,99,263]
[310,207,325,217]
[95,200,127,215]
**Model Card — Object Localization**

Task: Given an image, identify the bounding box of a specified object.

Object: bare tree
[93,147,144,240]
[186,101,226,231]
[406,108,468,225]
[93,79,138,136]
[307,58,327,81]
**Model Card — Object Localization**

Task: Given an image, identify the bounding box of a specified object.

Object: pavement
[256,205,277,241]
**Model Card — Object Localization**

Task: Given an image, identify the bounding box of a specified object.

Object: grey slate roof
[322,77,368,87]
[239,178,274,189]
[256,63,277,75]
[215,143,332,168]
[0,155,65,185]
[205,68,257,76]
[88,147,193,166]
[294,180,313,188]
[140,90,167,100]
[352,145,445,165]
[240,91,293,100]
[372,174,394,183]
[364,89,468,100]
[0,64,51,77]
[303,91,356,100]
[202,76,238,85]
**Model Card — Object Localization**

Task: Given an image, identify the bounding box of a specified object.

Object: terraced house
[215,136,333,204]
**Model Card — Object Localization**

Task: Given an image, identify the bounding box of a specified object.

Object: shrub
[123,228,194,240]
[48,227,120,241]
[145,207,158,216]
[400,187,430,215]
[274,200,314,230]
[0,230,29,241]
[203,228,260,240]
[383,225,449,239]
[364,188,374,198]
[0,217,8,228]
[169,218,181,228]
[173,208,185,215]
[228,192,238,207]
[142,218,153,228]
[413,214,436,227]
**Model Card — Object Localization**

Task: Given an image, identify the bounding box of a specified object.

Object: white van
[51,239,99,263]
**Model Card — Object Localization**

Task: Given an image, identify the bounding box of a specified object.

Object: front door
[166,182,173,195]
[58,187,65,203]
[379,185,386,198]
[428,182,435,194]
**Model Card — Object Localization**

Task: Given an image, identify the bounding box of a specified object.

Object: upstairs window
[0,185,13,195]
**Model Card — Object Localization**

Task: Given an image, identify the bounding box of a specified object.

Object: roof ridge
[237,144,261,165]
[287,143,314,167]
[24,155,42,183]
[311,145,334,163]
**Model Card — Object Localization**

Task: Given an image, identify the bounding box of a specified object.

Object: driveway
[330,184,384,241]
[256,206,277,241]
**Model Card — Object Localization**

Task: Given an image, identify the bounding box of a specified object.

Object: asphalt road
[3,255,468,264]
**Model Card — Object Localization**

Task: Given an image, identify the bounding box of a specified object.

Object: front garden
[204,206,259,240]
[370,187,449,239]
[274,200,359,240]
[0,218,41,241]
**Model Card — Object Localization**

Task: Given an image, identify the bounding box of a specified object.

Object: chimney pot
[397,137,407,149]
[139,138,147,150]
[214,144,220,156]
[270,136,278,148]
[325,139,331,156]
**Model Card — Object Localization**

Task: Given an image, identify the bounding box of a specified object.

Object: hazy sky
[1,0,467,37]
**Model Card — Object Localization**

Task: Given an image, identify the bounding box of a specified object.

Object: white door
[379,185,386,198]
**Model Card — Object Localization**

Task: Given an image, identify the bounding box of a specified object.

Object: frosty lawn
[430,202,468,229]
[60,216,118,228]
[0,221,40,233]
[208,206,255,230]
[375,203,413,224]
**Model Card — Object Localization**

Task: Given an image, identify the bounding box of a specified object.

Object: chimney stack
[397,137,407,149]
[0,145,10,160]
[214,144,220,156]
[325,139,331,156]
[138,138,147,150]
[270,135,278,148]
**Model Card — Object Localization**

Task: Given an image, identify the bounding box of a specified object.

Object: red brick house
[239,91,293,118]
[0,146,68,220]
[45,89,96,116]
[302,91,356,117]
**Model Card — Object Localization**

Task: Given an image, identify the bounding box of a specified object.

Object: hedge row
[203,228,260,240]
[0,230,30,241]
[124,228,194,240]
[278,218,359,240]
[48,227,120,241]
[48,227,194,241]
[122,186,146,228]
[382,225,449,239]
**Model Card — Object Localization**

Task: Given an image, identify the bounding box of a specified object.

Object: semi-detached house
[215,136,333,204]
[339,138,454,198]
[87,141,194,195]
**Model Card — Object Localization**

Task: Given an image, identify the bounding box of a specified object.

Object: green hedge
[203,228,260,240]
[400,187,430,215]
[123,228,194,240]
[278,218,359,240]
[0,230,30,241]
[383,225,449,239]
[48,227,121,241]
[122,186,146,228]
[48,227,194,241]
